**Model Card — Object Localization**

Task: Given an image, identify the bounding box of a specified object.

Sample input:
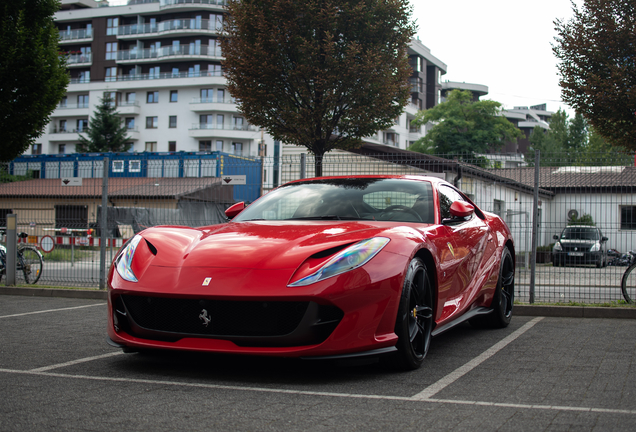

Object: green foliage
[221,0,416,176]
[0,0,69,162]
[553,0,636,150]
[408,90,522,160]
[568,213,594,226]
[76,95,131,153]
[526,109,633,166]
[0,165,32,183]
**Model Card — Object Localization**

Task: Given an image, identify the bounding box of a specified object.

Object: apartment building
[36,0,448,173]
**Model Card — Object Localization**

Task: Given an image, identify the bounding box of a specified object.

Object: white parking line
[29,352,125,372]
[0,303,104,319]
[0,367,634,415]
[412,316,544,400]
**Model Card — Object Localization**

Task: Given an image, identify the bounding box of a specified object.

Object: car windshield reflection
[561,227,599,240]
[234,178,435,224]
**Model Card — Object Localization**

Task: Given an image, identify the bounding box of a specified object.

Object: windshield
[560,227,600,240]
[234,178,435,223]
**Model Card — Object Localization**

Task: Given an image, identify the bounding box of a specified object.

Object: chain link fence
[2,150,635,304]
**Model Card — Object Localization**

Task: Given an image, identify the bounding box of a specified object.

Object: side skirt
[431,307,492,337]
[301,346,397,361]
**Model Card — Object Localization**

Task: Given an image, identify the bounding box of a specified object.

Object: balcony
[189,123,258,139]
[189,97,237,112]
[116,44,222,64]
[65,53,92,68]
[51,103,90,117]
[58,28,93,44]
[116,101,141,115]
[118,18,222,39]
[69,77,90,85]
[124,126,140,141]
[115,69,224,82]
[159,0,227,10]
[48,127,86,141]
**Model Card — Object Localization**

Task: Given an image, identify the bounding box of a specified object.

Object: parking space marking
[412,316,544,400]
[29,352,125,372]
[1,366,635,415]
[0,303,104,319]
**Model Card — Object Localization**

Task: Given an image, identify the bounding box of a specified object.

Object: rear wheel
[16,247,43,284]
[389,258,433,370]
[621,263,636,303]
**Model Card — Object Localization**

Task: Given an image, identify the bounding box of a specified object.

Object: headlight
[553,242,562,251]
[115,235,143,282]
[590,241,601,252]
[288,237,390,287]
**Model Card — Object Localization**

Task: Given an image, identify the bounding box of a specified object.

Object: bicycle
[0,232,44,284]
[620,250,636,303]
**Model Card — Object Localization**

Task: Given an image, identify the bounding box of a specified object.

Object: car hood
[139,221,413,270]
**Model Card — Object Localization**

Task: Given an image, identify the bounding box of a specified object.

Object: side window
[438,185,466,220]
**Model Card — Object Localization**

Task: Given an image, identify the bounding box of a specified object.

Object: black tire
[389,258,433,370]
[16,247,43,284]
[621,263,636,303]
[473,247,514,328]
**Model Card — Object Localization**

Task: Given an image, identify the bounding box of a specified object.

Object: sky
[107,0,579,115]
[411,0,580,115]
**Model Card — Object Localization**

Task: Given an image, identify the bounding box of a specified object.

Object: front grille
[117,294,344,347]
[562,243,591,253]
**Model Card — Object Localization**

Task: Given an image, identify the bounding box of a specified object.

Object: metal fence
[2,150,635,304]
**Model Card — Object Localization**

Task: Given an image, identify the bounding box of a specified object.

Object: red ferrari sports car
[107,175,515,370]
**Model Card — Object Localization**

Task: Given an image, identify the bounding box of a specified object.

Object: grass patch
[42,248,95,262]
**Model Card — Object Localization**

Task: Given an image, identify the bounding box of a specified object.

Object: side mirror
[443,201,474,225]
[17,232,29,239]
[449,201,474,218]
[225,202,245,219]
[602,236,608,242]
[553,235,559,240]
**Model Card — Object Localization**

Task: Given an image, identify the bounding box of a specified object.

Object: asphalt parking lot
[1,295,635,431]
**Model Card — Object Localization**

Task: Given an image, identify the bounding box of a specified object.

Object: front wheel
[389,258,434,371]
[621,263,636,303]
[16,247,43,284]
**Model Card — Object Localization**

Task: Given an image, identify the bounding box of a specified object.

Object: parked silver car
[552,225,609,268]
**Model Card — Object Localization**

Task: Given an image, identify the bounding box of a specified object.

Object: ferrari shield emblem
[202,277,212,286]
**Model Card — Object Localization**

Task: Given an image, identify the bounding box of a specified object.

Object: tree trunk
[314,152,324,177]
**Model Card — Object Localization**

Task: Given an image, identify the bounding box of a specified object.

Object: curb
[1,287,636,319]
[0,287,107,300]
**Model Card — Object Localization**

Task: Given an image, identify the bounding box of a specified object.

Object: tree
[526,109,569,165]
[220,0,416,176]
[76,95,131,153]
[0,0,69,162]
[409,90,522,159]
[553,0,636,150]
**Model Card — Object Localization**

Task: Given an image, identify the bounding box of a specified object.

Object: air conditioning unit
[567,209,579,220]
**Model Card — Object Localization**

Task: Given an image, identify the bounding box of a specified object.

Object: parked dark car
[552,225,608,268]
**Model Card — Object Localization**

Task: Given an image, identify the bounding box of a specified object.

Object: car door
[437,185,491,305]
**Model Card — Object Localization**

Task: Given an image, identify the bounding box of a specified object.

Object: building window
[129,160,141,172]
[217,114,224,129]
[59,120,67,132]
[112,160,124,172]
[126,92,136,103]
[58,144,66,154]
[105,42,117,60]
[232,142,243,156]
[216,140,223,151]
[147,91,159,103]
[199,140,211,152]
[0,209,13,229]
[199,114,212,128]
[170,90,178,102]
[621,206,636,230]
[77,70,90,83]
[233,116,244,130]
[59,96,67,108]
[200,88,212,102]
[106,18,119,36]
[77,119,88,132]
[32,144,42,155]
[217,89,225,103]
[125,118,135,130]
[208,64,221,76]
[493,199,505,217]
[169,116,177,128]
[105,67,117,82]
[55,205,88,230]
[383,132,399,146]
[145,142,157,152]
[146,117,158,129]
[77,94,89,108]
[168,141,176,152]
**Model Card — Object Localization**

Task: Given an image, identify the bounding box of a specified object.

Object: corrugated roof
[492,166,636,190]
[0,177,226,198]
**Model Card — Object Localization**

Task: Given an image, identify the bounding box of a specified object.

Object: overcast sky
[412,0,580,115]
[107,0,579,115]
